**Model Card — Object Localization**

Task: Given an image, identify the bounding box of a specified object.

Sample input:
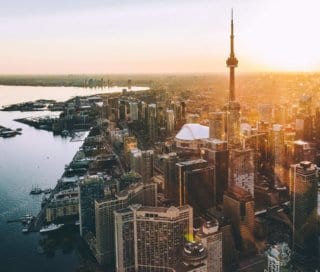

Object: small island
[0,125,22,138]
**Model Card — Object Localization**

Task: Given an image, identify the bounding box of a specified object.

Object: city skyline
[0,2,319,271]
[1,0,320,74]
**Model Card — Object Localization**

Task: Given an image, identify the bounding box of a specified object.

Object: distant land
[0,74,152,88]
[0,73,319,105]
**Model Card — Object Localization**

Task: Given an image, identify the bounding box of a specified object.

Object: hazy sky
[0,0,319,74]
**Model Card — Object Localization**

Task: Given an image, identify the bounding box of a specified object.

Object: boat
[43,188,52,194]
[21,214,35,224]
[39,223,64,233]
[22,228,29,233]
[61,130,69,137]
[21,214,34,220]
[30,185,42,195]
[75,220,80,226]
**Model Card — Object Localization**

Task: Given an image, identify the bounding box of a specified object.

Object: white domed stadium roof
[175,123,209,141]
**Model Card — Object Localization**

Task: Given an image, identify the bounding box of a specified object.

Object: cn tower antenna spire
[226,8,238,101]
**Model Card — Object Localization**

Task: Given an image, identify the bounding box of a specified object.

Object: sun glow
[240,0,320,72]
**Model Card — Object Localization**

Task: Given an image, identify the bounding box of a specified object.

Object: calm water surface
[0,85,148,106]
[0,85,144,272]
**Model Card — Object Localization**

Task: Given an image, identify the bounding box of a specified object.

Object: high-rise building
[129,102,139,121]
[79,175,105,237]
[229,148,255,197]
[223,187,255,251]
[225,10,241,146]
[266,242,291,272]
[270,124,285,188]
[290,161,318,252]
[258,104,273,123]
[138,101,147,120]
[201,139,229,205]
[147,103,157,142]
[285,140,316,167]
[119,100,127,121]
[206,208,237,271]
[114,205,193,272]
[166,109,175,135]
[272,105,287,125]
[163,152,178,199]
[94,182,157,266]
[209,112,226,140]
[141,150,154,183]
[124,136,138,161]
[114,206,136,272]
[295,113,313,141]
[128,79,132,91]
[176,159,216,215]
[299,94,312,115]
[195,220,223,272]
[130,148,154,184]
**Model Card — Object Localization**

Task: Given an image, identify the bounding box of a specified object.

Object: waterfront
[0,85,144,272]
[0,85,149,107]
[0,111,83,271]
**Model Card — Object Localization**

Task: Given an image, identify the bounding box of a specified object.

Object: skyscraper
[201,139,229,205]
[94,182,157,265]
[270,124,285,188]
[79,175,105,237]
[195,220,223,272]
[129,102,139,121]
[147,103,157,142]
[114,205,193,271]
[209,112,226,140]
[163,152,178,199]
[258,104,273,123]
[114,206,136,272]
[223,187,255,251]
[130,148,154,184]
[225,10,241,146]
[176,159,216,215]
[141,150,154,184]
[166,109,175,135]
[229,148,255,197]
[290,161,318,253]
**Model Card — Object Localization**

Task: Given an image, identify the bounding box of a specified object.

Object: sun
[240,0,320,72]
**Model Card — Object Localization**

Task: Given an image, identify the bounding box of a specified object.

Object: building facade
[79,175,105,236]
[94,182,157,265]
[114,205,193,272]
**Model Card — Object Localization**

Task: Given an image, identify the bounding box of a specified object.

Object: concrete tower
[225,9,241,146]
[226,9,238,102]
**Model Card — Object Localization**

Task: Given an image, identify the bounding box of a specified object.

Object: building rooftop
[175,123,209,141]
[224,186,254,202]
[176,159,207,167]
[267,242,291,264]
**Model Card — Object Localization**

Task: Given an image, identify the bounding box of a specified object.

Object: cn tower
[224,9,241,146]
[226,9,238,102]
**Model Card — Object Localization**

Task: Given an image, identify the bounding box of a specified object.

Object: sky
[0,0,319,74]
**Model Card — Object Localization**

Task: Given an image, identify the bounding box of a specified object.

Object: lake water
[0,85,149,107]
[0,85,146,272]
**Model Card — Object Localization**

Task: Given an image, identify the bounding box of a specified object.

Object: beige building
[46,188,79,223]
